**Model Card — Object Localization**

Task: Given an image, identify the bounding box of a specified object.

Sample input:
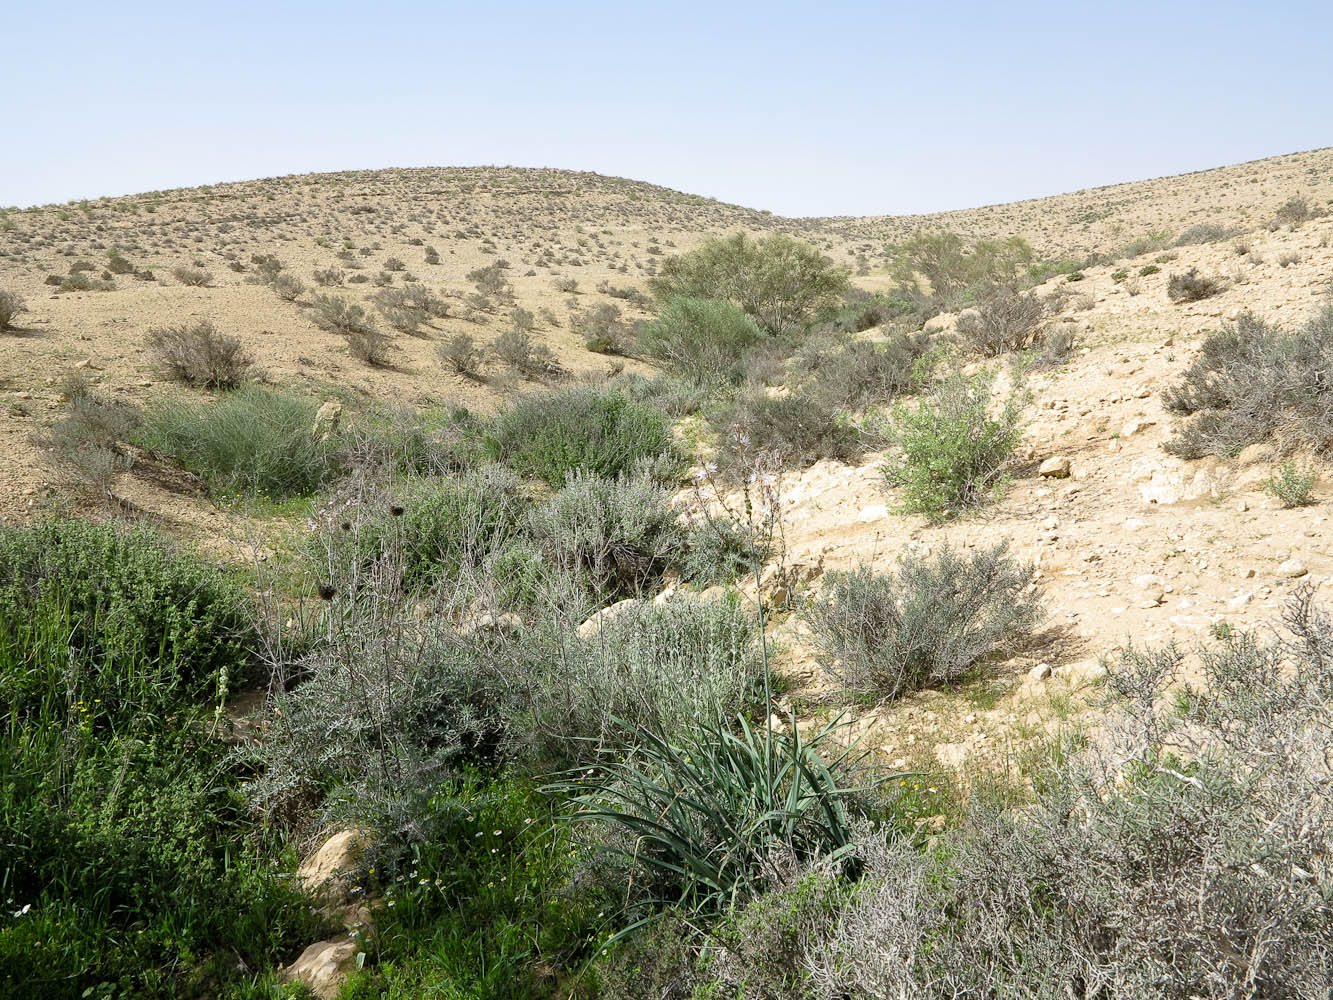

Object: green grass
[139,385,342,499]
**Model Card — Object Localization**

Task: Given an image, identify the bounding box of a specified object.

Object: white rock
[1277,559,1308,579]
[1038,456,1071,478]
[283,938,359,999]
[858,504,889,523]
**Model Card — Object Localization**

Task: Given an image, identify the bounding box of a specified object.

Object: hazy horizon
[6,1,1332,216]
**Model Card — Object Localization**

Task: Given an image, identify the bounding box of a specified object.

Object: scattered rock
[1277,559,1308,579]
[312,400,343,441]
[1038,456,1070,478]
[1027,662,1052,682]
[298,830,368,895]
[1060,660,1108,689]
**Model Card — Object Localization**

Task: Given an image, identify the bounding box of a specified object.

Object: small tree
[649,233,847,334]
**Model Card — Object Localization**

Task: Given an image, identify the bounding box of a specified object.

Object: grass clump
[485,383,677,487]
[146,321,256,389]
[139,385,341,498]
[804,542,1042,698]
[42,392,142,494]
[638,295,762,385]
[171,265,213,286]
[883,371,1025,520]
[1163,307,1333,458]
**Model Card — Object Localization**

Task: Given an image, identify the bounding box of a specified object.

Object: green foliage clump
[649,232,848,334]
[804,543,1042,698]
[796,330,935,410]
[883,371,1024,520]
[638,295,763,385]
[140,385,342,498]
[890,232,1033,307]
[712,390,862,478]
[485,383,677,487]
[1265,461,1319,507]
[0,520,317,999]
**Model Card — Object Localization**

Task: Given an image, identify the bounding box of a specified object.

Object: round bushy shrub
[638,295,763,385]
[485,384,678,487]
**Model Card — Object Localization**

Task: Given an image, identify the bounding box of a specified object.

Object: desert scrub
[804,542,1042,698]
[528,470,686,599]
[955,287,1045,357]
[139,385,342,498]
[1163,306,1333,458]
[41,392,142,494]
[649,232,848,334]
[145,320,256,389]
[0,289,25,330]
[1265,460,1319,507]
[883,370,1024,520]
[171,264,213,286]
[485,383,678,487]
[796,330,935,409]
[711,390,862,479]
[638,295,763,385]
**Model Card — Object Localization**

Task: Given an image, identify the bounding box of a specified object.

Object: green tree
[649,232,848,334]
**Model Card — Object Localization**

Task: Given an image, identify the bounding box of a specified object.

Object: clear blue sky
[5,1,1330,216]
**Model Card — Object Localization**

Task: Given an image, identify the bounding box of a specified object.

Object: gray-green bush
[804,543,1042,698]
[146,321,256,389]
[639,295,763,385]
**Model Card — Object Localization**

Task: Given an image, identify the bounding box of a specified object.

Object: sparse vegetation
[955,287,1045,356]
[805,542,1041,698]
[146,321,256,389]
[1266,460,1319,507]
[0,290,25,330]
[171,265,213,287]
[639,295,763,384]
[1167,267,1224,303]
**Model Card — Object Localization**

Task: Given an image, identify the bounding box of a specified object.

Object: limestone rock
[282,938,359,1000]
[576,598,643,639]
[1277,559,1308,579]
[298,830,367,894]
[313,400,343,441]
[1038,456,1071,478]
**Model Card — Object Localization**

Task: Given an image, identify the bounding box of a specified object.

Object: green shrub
[638,295,763,385]
[804,543,1042,698]
[437,331,484,378]
[146,321,256,389]
[649,233,848,334]
[491,328,559,379]
[712,390,862,478]
[573,301,632,354]
[139,386,341,498]
[529,470,685,599]
[1265,460,1319,507]
[42,393,141,493]
[890,232,1033,306]
[1163,307,1333,458]
[486,384,677,487]
[883,371,1024,520]
[1139,263,1160,276]
[0,289,24,330]
[311,292,391,364]
[551,713,866,926]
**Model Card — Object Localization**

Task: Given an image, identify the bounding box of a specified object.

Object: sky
[5,1,1331,217]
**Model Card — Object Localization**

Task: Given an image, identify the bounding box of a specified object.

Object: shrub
[531,597,761,764]
[0,289,24,330]
[1174,223,1240,246]
[310,292,392,364]
[572,302,631,354]
[145,321,256,389]
[139,386,341,497]
[890,232,1033,306]
[1273,194,1310,227]
[649,233,848,334]
[1167,267,1224,303]
[1024,321,1078,370]
[486,384,676,486]
[712,390,861,477]
[437,331,484,378]
[1139,263,1160,276]
[382,465,530,590]
[491,328,559,379]
[314,267,345,287]
[0,517,254,694]
[529,470,686,598]
[1265,460,1318,507]
[804,543,1042,698]
[272,272,305,301]
[955,288,1045,356]
[171,265,213,287]
[883,371,1024,520]
[42,393,142,494]
[799,331,935,409]
[1162,307,1333,457]
[638,295,763,384]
